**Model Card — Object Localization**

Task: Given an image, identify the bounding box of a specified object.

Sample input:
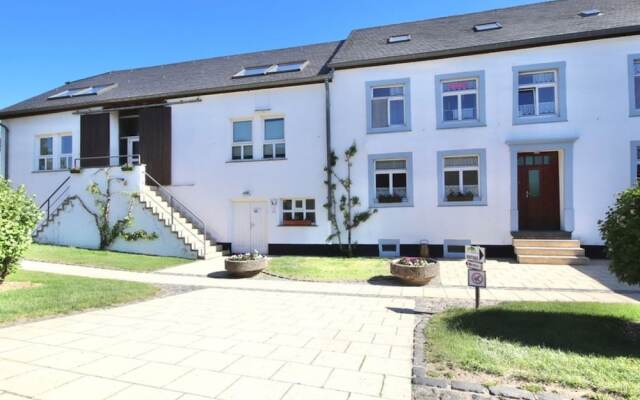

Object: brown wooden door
[139,106,171,185]
[517,152,560,230]
[80,113,110,168]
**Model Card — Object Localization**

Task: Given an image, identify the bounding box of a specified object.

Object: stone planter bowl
[390,258,440,286]
[224,258,269,278]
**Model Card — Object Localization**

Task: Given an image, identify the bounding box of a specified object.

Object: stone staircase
[33,198,74,238]
[513,233,589,265]
[140,186,227,259]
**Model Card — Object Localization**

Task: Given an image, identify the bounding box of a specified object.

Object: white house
[1,0,639,263]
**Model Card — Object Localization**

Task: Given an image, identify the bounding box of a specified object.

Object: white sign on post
[465,245,486,263]
[468,269,487,288]
[466,260,484,270]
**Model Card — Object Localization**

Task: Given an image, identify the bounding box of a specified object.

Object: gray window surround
[506,136,577,232]
[512,62,567,125]
[437,149,488,207]
[435,71,486,129]
[368,152,414,208]
[632,141,640,187]
[378,239,400,258]
[629,54,640,117]
[443,239,471,258]
[365,78,412,134]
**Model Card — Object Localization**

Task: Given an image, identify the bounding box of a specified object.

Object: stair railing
[143,172,208,259]
[39,176,71,222]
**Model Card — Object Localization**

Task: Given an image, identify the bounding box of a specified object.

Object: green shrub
[0,179,41,283]
[599,185,640,285]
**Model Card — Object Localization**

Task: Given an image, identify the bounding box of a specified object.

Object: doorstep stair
[140,186,227,260]
[513,238,589,265]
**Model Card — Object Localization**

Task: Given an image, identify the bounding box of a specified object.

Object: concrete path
[21,260,640,303]
[0,288,414,400]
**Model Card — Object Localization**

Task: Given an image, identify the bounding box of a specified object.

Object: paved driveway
[0,288,414,400]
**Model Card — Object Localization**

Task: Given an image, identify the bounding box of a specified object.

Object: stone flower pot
[224,257,268,278]
[390,258,440,286]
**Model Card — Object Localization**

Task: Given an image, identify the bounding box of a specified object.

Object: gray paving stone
[536,392,570,400]
[451,380,488,394]
[489,386,535,400]
[416,377,450,389]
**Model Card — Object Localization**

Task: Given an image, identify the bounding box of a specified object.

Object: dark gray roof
[329,0,640,68]
[0,41,342,119]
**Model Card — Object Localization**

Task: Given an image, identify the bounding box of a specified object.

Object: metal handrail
[143,171,208,258]
[39,176,71,221]
[73,155,140,169]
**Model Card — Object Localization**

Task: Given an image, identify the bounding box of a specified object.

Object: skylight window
[473,22,502,32]
[579,9,602,17]
[387,34,411,44]
[233,61,308,78]
[47,84,115,100]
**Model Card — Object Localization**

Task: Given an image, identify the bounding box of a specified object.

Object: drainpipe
[0,122,8,180]
[324,71,333,226]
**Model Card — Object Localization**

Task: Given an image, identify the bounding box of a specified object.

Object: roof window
[47,83,116,100]
[387,34,411,44]
[473,22,502,32]
[233,61,308,78]
[579,9,602,17]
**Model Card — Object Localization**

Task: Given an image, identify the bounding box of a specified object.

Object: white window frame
[366,78,411,134]
[629,54,640,117]
[368,152,414,208]
[435,71,486,129]
[443,156,480,202]
[632,141,640,186]
[374,159,408,204]
[126,136,140,164]
[263,118,285,160]
[281,198,316,225]
[441,78,478,121]
[231,120,253,161]
[34,133,73,172]
[437,149,487,207]
[517,69,559,117]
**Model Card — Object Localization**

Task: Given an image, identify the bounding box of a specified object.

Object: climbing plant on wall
[70,168,158,250]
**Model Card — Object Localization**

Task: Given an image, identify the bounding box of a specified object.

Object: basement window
[579,9,601,17]
[387,34,411,44]
[378,239,400,258]
[444,239,471,258]
[47,84,115,100]
[473,22,502,32]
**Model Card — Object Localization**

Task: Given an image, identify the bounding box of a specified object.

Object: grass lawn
[427,302,640,399]
[24,243,192,272]
[268,256,389,281]
[0,270,159,325]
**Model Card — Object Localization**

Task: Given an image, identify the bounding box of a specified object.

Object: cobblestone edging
[411,298,571,400]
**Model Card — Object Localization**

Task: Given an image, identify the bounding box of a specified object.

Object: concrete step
[513,239,581,248]
[515,247,585,257]
[517,254,589,265]
[511,230,571,239]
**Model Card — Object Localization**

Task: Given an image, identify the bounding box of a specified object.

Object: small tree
[70,168,157,250]
[598,185,640,285]
[325,143,377,257]
[0,179,41,284]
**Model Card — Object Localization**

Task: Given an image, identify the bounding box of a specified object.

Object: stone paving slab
[0,288,415,400]
[20,260,640,304]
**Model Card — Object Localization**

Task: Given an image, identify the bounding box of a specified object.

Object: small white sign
[466,260,484,271]
[465,245,486,263]
[468,269,487,288]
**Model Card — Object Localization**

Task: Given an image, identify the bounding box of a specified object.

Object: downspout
[324,71,333,227]
[0,122,8,180]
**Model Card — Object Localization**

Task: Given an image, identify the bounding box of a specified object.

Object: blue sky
[0,0,545,109]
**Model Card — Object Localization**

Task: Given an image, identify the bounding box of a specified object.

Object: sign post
[465,245,486,309]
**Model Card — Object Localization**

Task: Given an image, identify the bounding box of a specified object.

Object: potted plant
[224,250,269,277]
[70,167,82,174]
[121,163,134,172]
[283,219,314,226]
[377,193,403,203]
[390,257,439,286]
[446,190,475,202]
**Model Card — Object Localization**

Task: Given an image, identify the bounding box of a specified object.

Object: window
[38,137,54,171]
[388,34,411,43]
[368,153,413,208]
[632,141,640,186]
[444,239,471,258]
[579,9,601,17]
[436,71,486,129]
[60,136,72,169]
[513,62,566,124]
[263,118,285,159]
[232,121,253,161]
[378,239,400,258]
[629,55,640,117]
[366,79,411,134]
[437,149,487,206]
[47,84,115,100]
[35,134,73,171]
[282,199,315,226]
[233,61,308,78]
[473,22,502,32]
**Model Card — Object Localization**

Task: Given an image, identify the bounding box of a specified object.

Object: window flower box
[447,191,475,202]
[282,219,314,226]
[121,164,134,172]
[377,194,404,204]
[69,167,82,174]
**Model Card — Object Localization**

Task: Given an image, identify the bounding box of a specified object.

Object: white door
[231,201,268,254]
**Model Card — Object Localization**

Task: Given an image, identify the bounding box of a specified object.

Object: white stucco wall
[35,166,196,259]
